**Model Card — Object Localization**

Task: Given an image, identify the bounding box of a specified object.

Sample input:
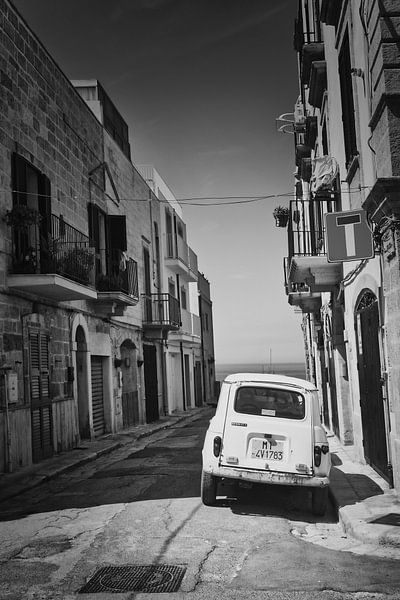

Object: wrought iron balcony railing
[10,212,95,287]
[294,17,323,51]
[283,257,312,295]
[287,198,336,259]
[96,249,139,299]
[142,293,181,329]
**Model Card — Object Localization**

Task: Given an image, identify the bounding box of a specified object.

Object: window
[181,286,187,310]
[88,203,127,280]
[234,386,305,420]
[12,154,51,270]
[339,32,357,167]
[143,246,151,293]
[166,210,174,257]
[322,120,328,155]
[168,278,175,297]
[88,203,107,275]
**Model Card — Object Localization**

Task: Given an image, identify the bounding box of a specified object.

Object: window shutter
[30,332,40,403]
[143,247,151,295]
[29,331,50,405]
[108,215,127,251]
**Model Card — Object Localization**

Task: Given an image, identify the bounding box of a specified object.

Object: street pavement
[0,405,399,551]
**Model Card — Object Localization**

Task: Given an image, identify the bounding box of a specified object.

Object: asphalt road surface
[0,412,399,600]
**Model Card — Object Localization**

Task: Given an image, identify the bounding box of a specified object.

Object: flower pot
[275,214,289,228]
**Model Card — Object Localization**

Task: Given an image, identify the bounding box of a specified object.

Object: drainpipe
[180,342,186,411]
[1,367,13,473]
[198,294,206,404]
[161,338,168,416]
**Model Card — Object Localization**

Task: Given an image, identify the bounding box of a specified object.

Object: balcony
[295,143,311,167]
[284,258,321,313]
[320,0,342,27]
[169,308,201,345]
[304,116,318,148]
[93,250,139,315]
[142,293,180,338]
[308,61,327,108]
[165,234,198,282]
[301,42,325,86]
[294,17,322,52]
[286,200,342,292]
[7,212,97,301]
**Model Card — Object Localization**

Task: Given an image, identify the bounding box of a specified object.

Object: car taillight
[314,445,322,467]
[314,444,329,466]
[213,436,222,457]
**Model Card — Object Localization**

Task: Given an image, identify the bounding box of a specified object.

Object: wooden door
[355,292,389,480]
[144,345,159,423]
[91,356,105,436]
[184,354,191,408]
[194,361,203,407]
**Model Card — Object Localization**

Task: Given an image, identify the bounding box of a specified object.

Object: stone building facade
[282,0,400,491]
[198,273,216,404]
[0,0,215,473]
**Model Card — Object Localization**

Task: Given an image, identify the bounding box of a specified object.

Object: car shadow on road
[212,481,337,524]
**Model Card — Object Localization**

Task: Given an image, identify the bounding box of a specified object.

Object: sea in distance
[215,362,306,383]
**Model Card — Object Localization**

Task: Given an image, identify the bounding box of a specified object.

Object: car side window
[234,386,305,420]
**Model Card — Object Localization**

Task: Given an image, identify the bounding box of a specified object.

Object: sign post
[325,209,374,263]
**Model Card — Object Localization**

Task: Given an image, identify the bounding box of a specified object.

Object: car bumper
[204,464,330,488]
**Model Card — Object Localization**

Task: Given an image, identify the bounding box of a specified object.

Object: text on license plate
[251,438,284,460]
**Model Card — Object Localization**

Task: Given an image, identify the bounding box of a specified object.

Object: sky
[13,0,305,367]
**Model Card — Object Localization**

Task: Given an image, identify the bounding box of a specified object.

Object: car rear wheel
[201,470,217,505]
[311,486,328,516]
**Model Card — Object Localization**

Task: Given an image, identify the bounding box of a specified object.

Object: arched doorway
[355,290,389,481]
[120,340,139,427]
[76,325,90,439]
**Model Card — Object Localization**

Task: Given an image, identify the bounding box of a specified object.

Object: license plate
[251,438,284,461]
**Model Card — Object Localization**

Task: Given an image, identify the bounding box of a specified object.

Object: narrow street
[0,412,399,600]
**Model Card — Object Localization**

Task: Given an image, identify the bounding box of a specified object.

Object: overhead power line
[1,186,374,207]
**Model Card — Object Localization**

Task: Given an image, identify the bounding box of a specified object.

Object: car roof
[223,372,317,391]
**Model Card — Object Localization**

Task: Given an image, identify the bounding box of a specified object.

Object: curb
[0,407,212,504]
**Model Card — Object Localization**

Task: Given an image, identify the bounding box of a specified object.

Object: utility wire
[1,186,375,207]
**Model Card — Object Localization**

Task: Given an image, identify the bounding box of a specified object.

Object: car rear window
[234,386,305,420]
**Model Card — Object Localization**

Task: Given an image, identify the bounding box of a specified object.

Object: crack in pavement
[154,501,203,564]
[190,542,218,592]
[161,499,174,534]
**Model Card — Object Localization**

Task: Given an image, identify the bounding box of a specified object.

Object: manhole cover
[78,564,186,593]
[370,513,400,526]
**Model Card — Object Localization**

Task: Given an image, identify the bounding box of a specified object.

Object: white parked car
[201,373,331,515]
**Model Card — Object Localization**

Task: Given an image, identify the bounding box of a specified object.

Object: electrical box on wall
[6,372,18,404]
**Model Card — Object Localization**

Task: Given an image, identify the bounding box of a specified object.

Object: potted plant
[56,246,95,284]
[273,205,290,228]
[3,205,42,228]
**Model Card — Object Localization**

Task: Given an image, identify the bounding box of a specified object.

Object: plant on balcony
[55,246,95,284]
[12,247,38,274]
[273,205,290,228]
[3,205,42,228]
